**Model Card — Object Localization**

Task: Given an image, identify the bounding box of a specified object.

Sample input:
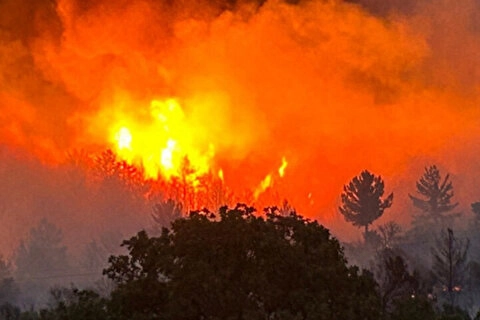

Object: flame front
[109,98,214,182]
[3,0,480,223]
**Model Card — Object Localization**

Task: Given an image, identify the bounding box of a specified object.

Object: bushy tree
[340,170,393,236]
[104,204,382,320]
[409,165,459,228]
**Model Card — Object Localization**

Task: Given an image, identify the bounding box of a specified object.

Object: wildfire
[109,98,215,182]
[254,174,272,199]
[254,157,288,199]
[115,127,132,150]
[2,0,480,227]
[278,157,288,178]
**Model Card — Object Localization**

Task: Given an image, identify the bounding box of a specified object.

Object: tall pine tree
[409,165,459,228]
[340,170,393,236]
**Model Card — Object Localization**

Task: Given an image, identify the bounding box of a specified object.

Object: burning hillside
[1,0,480,240]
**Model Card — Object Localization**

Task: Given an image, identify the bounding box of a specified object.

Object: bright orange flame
[254,174,272,199]
[278,157,288,178]
[109,98,215,182]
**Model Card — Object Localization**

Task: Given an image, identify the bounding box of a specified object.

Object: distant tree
[409,165,459,228]
[339,170,393,236]
[431,228,469,306]
[151,199,183,230]
[14,219,69,307]
[374,249,418,314]
[81,231,124,274]
[278,199,295,217]
[377,221,402,249]
[15,218,68,280]
[104,204,382,320]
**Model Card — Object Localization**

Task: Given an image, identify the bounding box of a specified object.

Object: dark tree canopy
[339,170,393,234]
[104,204,381,320]
[409,165,459,227]
[374,249,418,314]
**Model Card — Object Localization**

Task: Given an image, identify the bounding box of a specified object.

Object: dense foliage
[3,164,480,319]
[104,204,381,320]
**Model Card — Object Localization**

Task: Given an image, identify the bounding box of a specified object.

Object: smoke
[1,0,480,245]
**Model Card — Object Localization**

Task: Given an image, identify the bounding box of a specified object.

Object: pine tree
[340,170,393,236]
[409,165,459,228]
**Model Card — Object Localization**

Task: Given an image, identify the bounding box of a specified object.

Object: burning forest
[1,0,480,317]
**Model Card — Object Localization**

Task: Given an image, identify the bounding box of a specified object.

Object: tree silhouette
[374,249,417,314]
[431,228,469,306]
[104,204,382,319]
[409,165,459,228]
[339,170,393,236]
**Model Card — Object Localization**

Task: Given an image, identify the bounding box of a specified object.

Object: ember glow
[108,97,215,181]
[1,0,480,232]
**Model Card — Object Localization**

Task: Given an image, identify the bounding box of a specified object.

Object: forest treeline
[1,164,480,319]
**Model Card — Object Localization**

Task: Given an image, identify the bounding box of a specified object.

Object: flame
[278,157,288,178]
[254,174,272,199]
[115,127,132,150]
[3,0,480,229]
[160,139,177,172]
[109,98,215,182]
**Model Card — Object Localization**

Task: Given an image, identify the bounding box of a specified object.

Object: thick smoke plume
[1,0,480,248]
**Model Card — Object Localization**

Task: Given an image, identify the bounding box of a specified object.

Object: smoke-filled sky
[1,0,480,249]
